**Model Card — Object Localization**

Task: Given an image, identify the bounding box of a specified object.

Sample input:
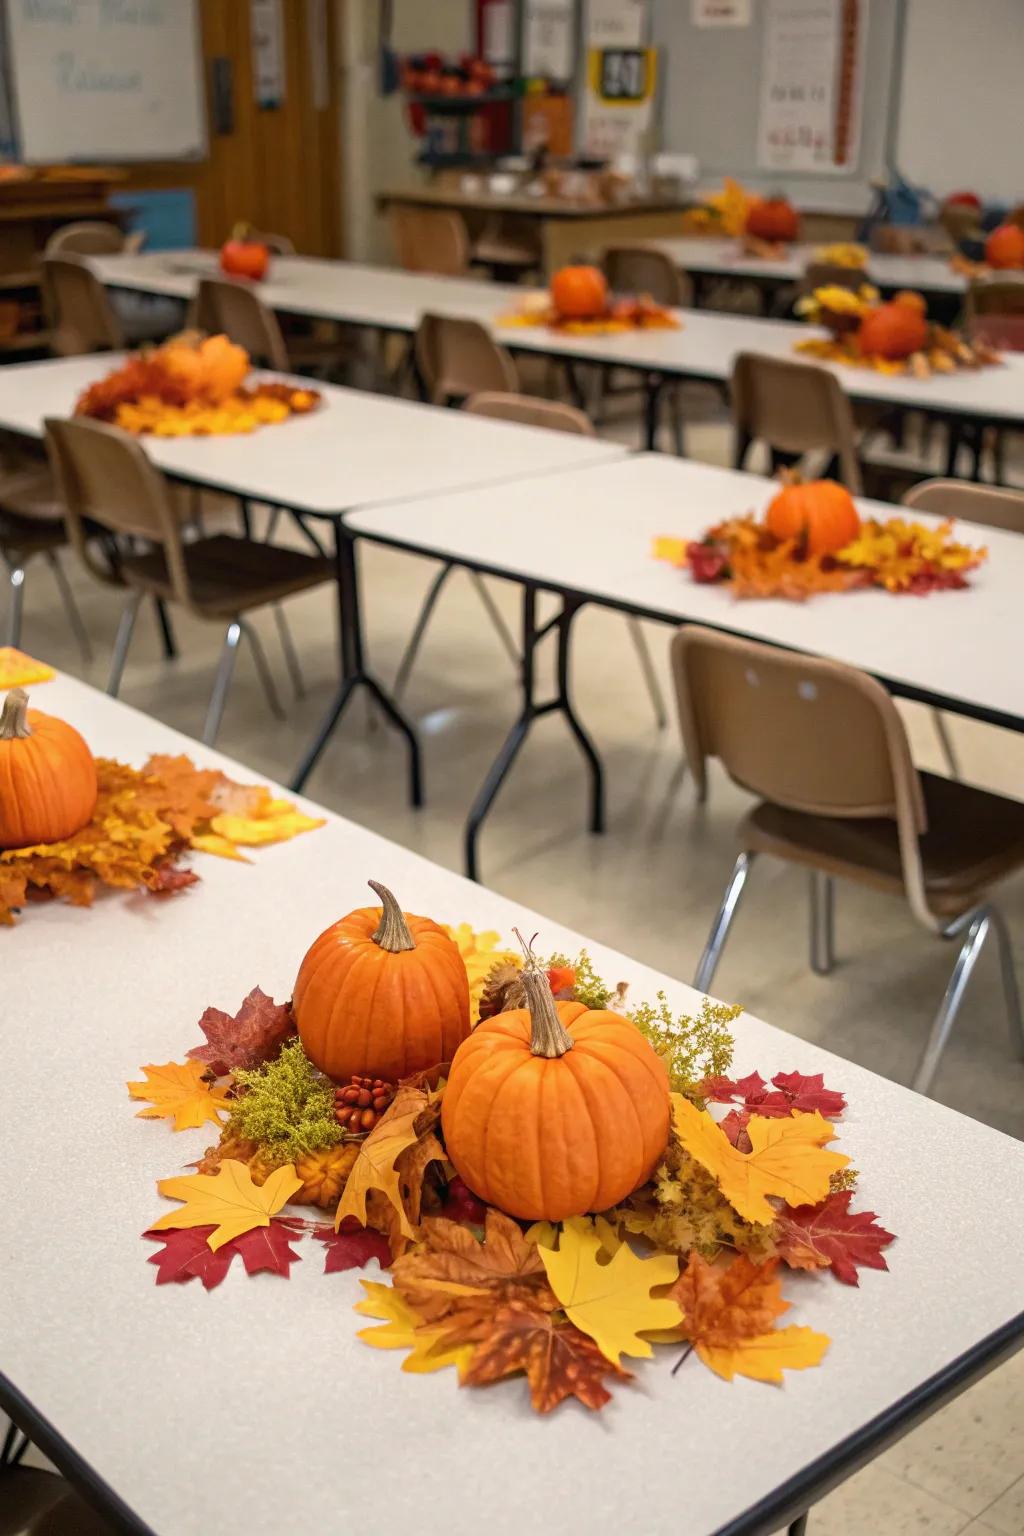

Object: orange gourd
[745,197,800,243]
[293,880,470,1082]
[441,950,670,1221]
[196,334,250,402]
[858,298,929,359]
[550,264,609,320]
[0,688,97,849]
[765,478,861,556]
[985,223,1024,270]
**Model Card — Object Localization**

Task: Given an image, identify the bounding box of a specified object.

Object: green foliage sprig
[230,1038,341,1162]
[628,995,739,1092]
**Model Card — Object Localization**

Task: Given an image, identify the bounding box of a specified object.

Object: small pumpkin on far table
[0,687,97,850]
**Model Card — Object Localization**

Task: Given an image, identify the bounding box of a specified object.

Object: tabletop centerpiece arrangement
[795,286,1001,376]
[654,474,987,601]
[681,178,801,259]
[73,330,321,437]
[498,263,681,336]
[131,877,895,1415]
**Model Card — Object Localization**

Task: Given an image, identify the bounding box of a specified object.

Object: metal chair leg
[468,571,520,664]
[393,562,456,702]
[932,710,960,778]
[5,564,25,647]
[106,590,143,697]
[238,616,285,721]
[203,621,242,745]
[668,383,686,457]
[988,905,1024,1059]
[809,871,836,975]
[272,603,305,699]
[265,506,283,543]
[44,549,93,665]
[625,616,668,730]
[693,852,756,994]
[913,908,992,1095]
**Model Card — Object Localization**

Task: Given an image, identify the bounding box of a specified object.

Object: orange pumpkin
[550,264,608,320]
[985,223,1024,270]
[220,229,270,281]
[745,197,800,243]
[441,954,670,1221]
[893,289,927,315]
[858,299,929,359]
[293,880,470,1082]
[764,478,861,556]
[196,334,250,402]
[0,688,97,849]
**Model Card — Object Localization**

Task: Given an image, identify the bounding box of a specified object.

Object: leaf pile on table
[498,262,681,337]
[654,474,987,601]
[0,685,323,924]
[795,285,1001,377]
[73,330,321,437]
[131,878,895,1415]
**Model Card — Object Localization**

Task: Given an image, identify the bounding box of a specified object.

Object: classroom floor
[11,409,1024,1535]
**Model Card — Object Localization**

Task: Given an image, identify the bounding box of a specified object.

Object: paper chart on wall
[757,0,868,175]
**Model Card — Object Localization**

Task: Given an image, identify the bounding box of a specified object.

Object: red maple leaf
[775,1192,895,1285]
[231,1219,304,1278]
[145,864,200,896]
[699,1069,846,1119]
[144,1218,303,1287]
[719,1108,752,1152]
[186,987,295,1075]
[313,1217,392,1274]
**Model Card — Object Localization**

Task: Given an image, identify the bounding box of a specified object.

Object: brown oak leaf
[391,1208,554,1330]
[461,1301,629,1413]
[669,1252,789,1346]
[186,987,295,1075]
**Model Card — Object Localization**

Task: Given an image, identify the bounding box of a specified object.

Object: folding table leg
[787,1514,809,1536]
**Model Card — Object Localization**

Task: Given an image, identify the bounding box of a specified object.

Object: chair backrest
[965,277,1024,350]
[41,257,124,355]
[671,626,936,927]
[602,245,691,307]
[248,229,295,256]
[390,206,469,276]
[464,391,594,436]
[903,477,1024,534]
[731,351,862,492]
[414,313,518,405]
[801,261,868,294]
[44,416,191,603]
[194,277,289,369]
[44,221,126,257]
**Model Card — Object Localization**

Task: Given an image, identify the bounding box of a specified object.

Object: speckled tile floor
[6,403,1023,1534]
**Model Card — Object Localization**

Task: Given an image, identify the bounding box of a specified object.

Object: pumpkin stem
[777,466,803,488]
[513,928,574,1059]
[368,880,416,953]
[0,688,31,741]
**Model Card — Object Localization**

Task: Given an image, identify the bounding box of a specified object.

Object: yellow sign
[587,47,657,106]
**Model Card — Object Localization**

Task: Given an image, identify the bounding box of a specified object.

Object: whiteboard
[4,0,205,163]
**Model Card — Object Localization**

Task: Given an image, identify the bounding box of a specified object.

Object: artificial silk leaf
[231,1219,304,1278]
[207,800,324,849]
[355,1279,474,1377]
[146,864,200,895]
[537,1216,681,1367]
[700,1069,847,1120]
[335,1083,442,1239]
[143,1217,304,1287]
[127,1060,232,1132]
[149,1159,302,1251]
[314,1218,392,1274]
[0,647,55,687]
[775,1192,895,1286]
[462,1301,629,1414]
[391,1209,552,1330]
[697,1327,830,1384]
[138,754,221,840]
[672,1095,849,1226]
[186,987,295,1076]
[669,1252,789,1346]
[188,833,251,863]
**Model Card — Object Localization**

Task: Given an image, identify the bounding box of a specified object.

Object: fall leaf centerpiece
[74,330,321,437]
[498,263,681,336]
[795,287,1001,377]
[654,474,988,601]
[132,879,895,1414]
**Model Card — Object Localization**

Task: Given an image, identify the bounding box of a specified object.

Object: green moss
[229,1038,341,1162]
[628,994,739,1093]
[544,948,612,1010]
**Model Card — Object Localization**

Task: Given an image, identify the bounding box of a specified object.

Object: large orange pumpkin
[0,688,97,849]
[196,334,250,402]
[985,223,1024,270]
[441,955,670,1221]
[745,197,800,243]
[550,264,608,320]
[764,478,861,556]
[293,880,470,1082]
[858,299,929,359]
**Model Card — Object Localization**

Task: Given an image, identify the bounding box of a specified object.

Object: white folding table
[0,353,626,800]
[2,673,1023,1536]
[655,238,967,302]
[345,453,1024,878]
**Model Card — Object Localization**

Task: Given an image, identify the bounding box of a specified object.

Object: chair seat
[0,468,64,522]
[0,1465,67,1536]
[0,512,66,558]
[741,771,1024,918]
[121,533,331,618]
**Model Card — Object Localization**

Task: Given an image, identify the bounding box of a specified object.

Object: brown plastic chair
[193,277,289,369]
[604,246,692,307]
[672,625,1024,1095]
[0,454,91,660]
[414,313,518,405]
[45,417,331,745]
[731,351,863,492]
[390,207,470,277]
[965,278,1024,350]
[463,392,594,435]
[40,257,124,356]
[44,220,127,257]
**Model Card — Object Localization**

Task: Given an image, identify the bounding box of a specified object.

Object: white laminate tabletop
[91,251,1022,420]
[0,354,625,516]
[347,453,1024,732]
[656,238,967,296]
[3,674,1023,1536]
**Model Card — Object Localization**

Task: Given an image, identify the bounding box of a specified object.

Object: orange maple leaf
[669,1251,830,1384]
[461,1300,629,1413]
[127,1060,233,1132]
[391,1208,554,1330]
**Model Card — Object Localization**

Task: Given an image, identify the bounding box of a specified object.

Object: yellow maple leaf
[335,1104,423,1238]
[188,832,252,863]
[671,1095,849,1225]
[697,1326,830,1384]
[149,1159,302,1250]
[127,1060,232,1132]
[0,647,55,688]
[652,535,689,566]
[442,923,519,1024]
[208,799,324,849]
[537,1215,681,1367]
[355,1280,473,1377]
